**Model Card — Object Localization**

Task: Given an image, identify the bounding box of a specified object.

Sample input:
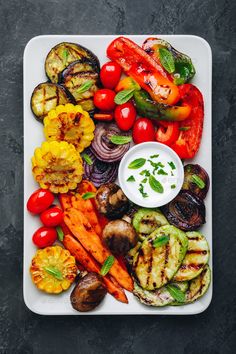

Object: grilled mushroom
[70,272,107,312]
[95,183,129,219]
[102,219,138,255]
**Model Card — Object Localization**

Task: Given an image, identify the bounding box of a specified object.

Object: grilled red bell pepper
[107,37,180,105]
[171,84,204,159]
[156,121,180,146]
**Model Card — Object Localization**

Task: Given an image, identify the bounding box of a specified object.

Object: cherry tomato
[132,118,155,144]
[100,61,122,89]
[32,227,57,248]
[40,206,63,227]
[114,102,136,131]
[94,89,116,111]
[27,189,54,214]
[156,122,180,146]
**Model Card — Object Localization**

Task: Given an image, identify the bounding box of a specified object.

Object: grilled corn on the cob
[30,246,77,294]
[32,140,83,193]
[44,104,95,153]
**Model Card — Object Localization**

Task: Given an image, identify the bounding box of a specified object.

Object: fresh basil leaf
[82,153,93,165]
[62,49,69,65]
[150,154,159,158]
[100,255,115,276]
[138,184,148,198]
[153,234,170,248]
[168,161,176,170]
[159,47,175,74]
[149,175,164,193]
[128,158,146,169]
[141,178,147,183]
[56,226,64,242]
[110,135,132,145]
[179,126,190,131]
[127,175,135,182]
[148,160,165,174]
[157,169,168,175]
[114,89,135,105]
[77,80,93,94]
[44,266,63,280]
[140,169,151,177]
[192,174,205,189]
[171,184,176,189]
[82,192,96,200]
[166,284,186,303]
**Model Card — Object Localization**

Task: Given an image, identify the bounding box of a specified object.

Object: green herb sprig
[153,235,170,248]
[110,135,132,145]
[100,255,115,276]
[114,89,135,105]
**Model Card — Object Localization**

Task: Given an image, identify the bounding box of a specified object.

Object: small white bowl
[118,142,184,208]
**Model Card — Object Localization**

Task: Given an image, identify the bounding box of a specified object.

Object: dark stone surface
[0,0,235,353]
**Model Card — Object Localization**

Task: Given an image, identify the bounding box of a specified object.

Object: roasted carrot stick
[70,194,102,237]
[63,234,128,303]
[76,180,97,194]
[64,208,134,291]
[59,193,73,211]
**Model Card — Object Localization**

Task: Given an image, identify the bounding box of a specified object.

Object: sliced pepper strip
[171,84,204,159]
[107,37,180,105]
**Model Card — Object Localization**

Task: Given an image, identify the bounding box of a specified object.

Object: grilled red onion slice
[182,164,210,199]
[91,123,131,162]
[83,149,118,187]
[161,190,206,231]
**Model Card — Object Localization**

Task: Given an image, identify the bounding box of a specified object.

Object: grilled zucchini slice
[132,208,169,241]
[173,231,210,282]
[45,42,100,83]
[133,281,188,307]
[60,59,100,113]
[133,225,188,290]
[31,83,72,122]
[172,264,211,305]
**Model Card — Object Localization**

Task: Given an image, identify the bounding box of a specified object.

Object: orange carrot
[63,234,128,303]
[70,194,102,236]
[59,193,72,211]
[64,208,134,291]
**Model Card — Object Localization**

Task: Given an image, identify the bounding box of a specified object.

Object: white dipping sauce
[118,142,184,208]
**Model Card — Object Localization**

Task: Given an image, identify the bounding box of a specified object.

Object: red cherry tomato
[100,61,122,89]
[132,118,155,144]
[155,122,180,146]
[40,207,63,227]
[94,89,116,111]
[114,102,137,131]
[27,189,54,214]
[32,227,57,248]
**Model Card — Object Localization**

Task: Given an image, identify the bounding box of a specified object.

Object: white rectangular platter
[24,35,212,315]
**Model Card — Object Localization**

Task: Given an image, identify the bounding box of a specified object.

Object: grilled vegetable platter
[24,35,212,315]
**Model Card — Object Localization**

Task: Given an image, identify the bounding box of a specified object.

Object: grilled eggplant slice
[31,82,72,122]
[132,208,169,241]
[172,264,211,305]
[60,59,100,113]
[133,281,188,307]
[45,42,100,83]
[183,164,210,199]
[133,225,188,290]
[173,232,210,282]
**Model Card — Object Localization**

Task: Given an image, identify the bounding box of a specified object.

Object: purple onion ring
[83,149,118,187]
[91,123,131,162]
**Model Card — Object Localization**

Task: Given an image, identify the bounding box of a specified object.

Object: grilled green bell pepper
[142,37,196,85]
[133,90,191,121]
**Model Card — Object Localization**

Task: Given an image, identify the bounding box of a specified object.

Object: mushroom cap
[102,219,138,255]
